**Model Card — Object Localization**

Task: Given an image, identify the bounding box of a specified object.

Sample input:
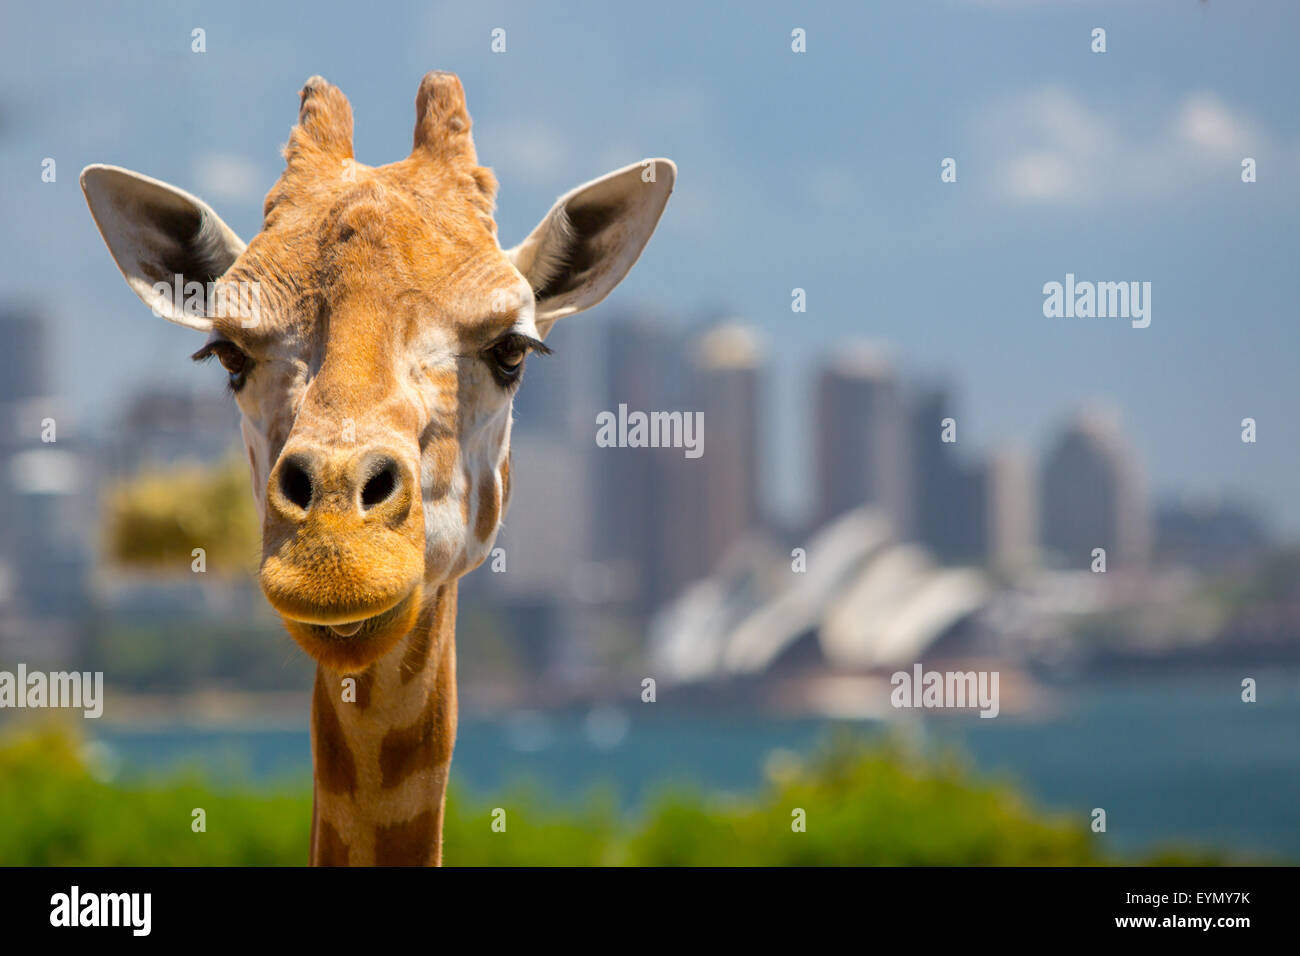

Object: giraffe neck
[309,581,458,866]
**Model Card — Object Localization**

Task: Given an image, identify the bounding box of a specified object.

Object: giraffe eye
[192,339,253,393]
[484,332,550,388]
[492,340,526,371]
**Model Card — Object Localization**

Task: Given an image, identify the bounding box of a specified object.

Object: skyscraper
[686,322,764,579]
[590,312,693,614]
[814,344,910,535]
[908,385,989,565]
[0,307,91,665]
[987,443,1037,572]
[1040,406,1150,570]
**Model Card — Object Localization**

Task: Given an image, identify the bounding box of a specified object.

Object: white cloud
[1003,150,1075,202]
[1176,93,1255,156]
[975,86,1272,205]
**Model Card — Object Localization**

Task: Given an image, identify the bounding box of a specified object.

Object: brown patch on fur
[374,810,436,866]
[425,435,458,500]
[350,667,373,709]
[460,467,472,524]
[378,681,454,788]
[426,539,459,580]
[474,472,500,541]
[309,794,318,865]
[500,454,511,510]
[312,674,357,794]
[315,819,351,866]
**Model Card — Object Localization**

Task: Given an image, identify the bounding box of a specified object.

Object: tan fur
[310,584,457,866]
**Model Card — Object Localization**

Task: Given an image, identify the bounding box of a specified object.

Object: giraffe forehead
[232,162,520,337]
[216,253,530,378]
[221,169,532,452]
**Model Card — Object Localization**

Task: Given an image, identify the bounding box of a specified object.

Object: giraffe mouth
[298,592,414,641]
[277,587,423,670]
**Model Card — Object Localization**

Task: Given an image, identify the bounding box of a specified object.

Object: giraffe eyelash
[483,332,551,389]
[192,339,254,394]
[493,332,552,357]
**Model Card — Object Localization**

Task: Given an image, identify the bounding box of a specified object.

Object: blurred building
[685,322,764,581]
[1154,495,1269,570]
[509,315,597,442]
[586,312,695,615]
[467,311,713,675]
[652,507,989,685]
[986,443,1038,572]
[814,344,910,535]
[1039,407,1151,570]
[484,318,593,600]
[464,320,584,674]
[105,386,239,474]
[0,307,93,667]
[908,384,988,564]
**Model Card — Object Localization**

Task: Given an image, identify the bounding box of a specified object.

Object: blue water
[91,669,1300,860]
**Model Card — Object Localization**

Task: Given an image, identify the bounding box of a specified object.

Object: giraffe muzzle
[259,442,427,669]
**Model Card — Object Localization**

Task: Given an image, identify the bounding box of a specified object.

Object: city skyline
[2,301,1272,606]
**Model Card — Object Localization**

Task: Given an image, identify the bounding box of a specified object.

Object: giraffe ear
[80,164,247,331]
[506,159,675,336]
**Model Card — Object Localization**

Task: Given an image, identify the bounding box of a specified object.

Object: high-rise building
[480,314,767,664]
[589,312,693,614]
[987,443,1037,572]
[0,309,46,406]
[0,307,91,665]
[814,345,910,535]
[1040,406,1150,570]
[685,322,764,579]
[909,386,962,559]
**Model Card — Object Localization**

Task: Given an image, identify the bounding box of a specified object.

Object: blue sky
[3,0,1298,533]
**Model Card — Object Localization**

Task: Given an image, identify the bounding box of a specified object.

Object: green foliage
[623,737,1097,865]
[444,781,620,867]
[0,724,1204,866]
[103,454,260,576]
[0,724,309,866]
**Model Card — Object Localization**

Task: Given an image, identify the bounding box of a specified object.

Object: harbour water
[90,667,1300,860]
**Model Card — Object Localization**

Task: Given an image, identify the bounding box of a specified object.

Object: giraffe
[80,72,675,865]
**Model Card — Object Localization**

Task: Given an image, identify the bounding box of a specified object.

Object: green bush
[622,738,1096,866]
[0,725,309,866]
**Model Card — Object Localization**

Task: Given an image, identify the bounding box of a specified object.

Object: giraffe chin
[278,588,422,672]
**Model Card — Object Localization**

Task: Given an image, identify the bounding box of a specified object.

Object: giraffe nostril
[279,459,314,511]
[361,459,399,510]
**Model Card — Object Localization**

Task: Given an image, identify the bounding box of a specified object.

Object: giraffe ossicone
[81,71,675,866]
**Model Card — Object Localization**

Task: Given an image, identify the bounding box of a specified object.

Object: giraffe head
[82,72,674,671]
